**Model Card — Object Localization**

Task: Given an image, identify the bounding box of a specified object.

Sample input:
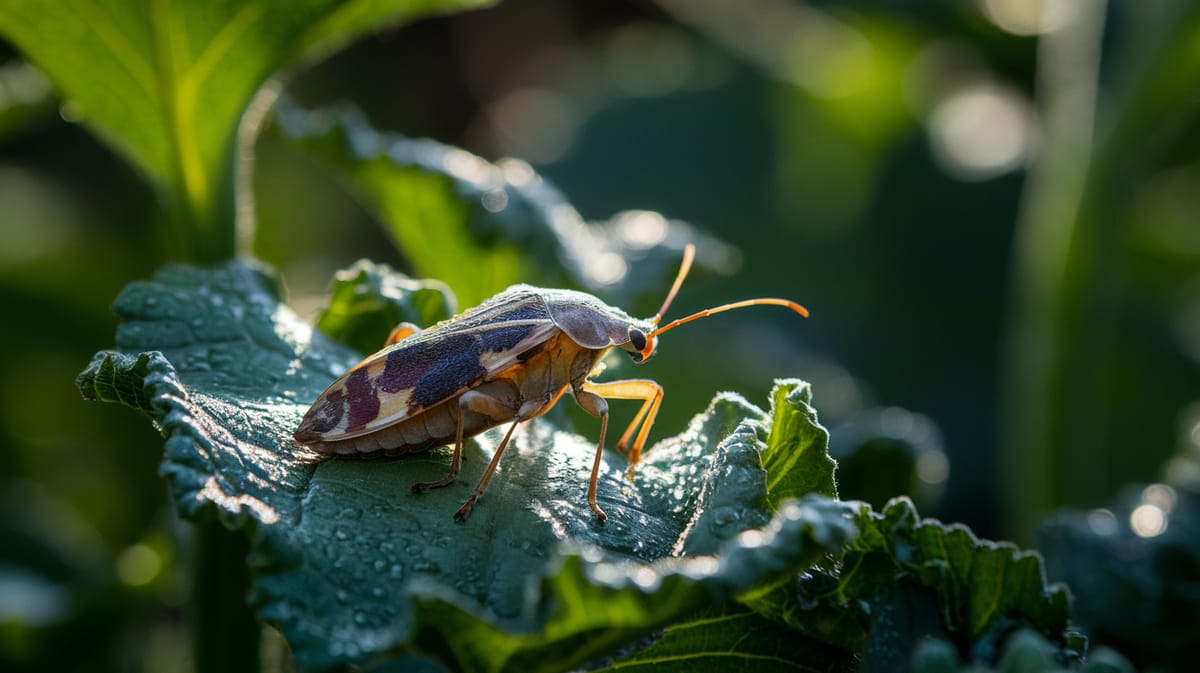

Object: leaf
[0,60,55,141]
[273,101,742,306]
[314,259,456,355]
[0,0,492,259]
[759,380,838,506]
[827,408,948,512]
[1039,484,1200,673]
[912,631,1134,673]
[593,604,854,673]
[748,498,1082,671]
[77,259,857,672]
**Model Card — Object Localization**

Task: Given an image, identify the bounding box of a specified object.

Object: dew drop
[712,506,741,527]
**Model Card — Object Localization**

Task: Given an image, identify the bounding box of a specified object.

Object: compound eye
[629,328,647,352]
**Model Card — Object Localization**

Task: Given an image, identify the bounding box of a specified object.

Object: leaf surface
[77,259,855,671]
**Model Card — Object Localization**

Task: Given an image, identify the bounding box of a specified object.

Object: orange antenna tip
[648,298,809,339]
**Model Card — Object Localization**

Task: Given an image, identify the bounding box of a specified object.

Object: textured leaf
[77,260,855,672]
[273,101,741,306]
[760,381,838,507]
[746,498,1082,671]
[0,0,491,258]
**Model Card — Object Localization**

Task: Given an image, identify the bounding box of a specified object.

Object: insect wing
[296,290,557,442]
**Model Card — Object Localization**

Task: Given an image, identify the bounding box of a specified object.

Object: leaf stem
[191,521,261,673]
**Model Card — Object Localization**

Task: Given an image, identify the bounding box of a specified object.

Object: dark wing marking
[298,289,558,440]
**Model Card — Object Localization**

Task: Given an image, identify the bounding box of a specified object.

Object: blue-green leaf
[77,259,853,672]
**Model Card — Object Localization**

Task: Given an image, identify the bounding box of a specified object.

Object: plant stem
[999,1,1107,544]
[191,521,261,673]
[1000,0,1200,541]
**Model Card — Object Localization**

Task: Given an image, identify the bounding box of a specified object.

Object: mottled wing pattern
[295,289,557,442]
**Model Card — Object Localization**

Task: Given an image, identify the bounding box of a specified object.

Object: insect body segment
[294,244,808,523]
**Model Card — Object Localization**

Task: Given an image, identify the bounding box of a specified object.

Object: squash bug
[294,244,809,523]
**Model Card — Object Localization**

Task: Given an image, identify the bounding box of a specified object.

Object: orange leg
[410,402,467,493]
[454,419,520,522]
[574,379,663,522]
[573,386,611,523]
[582,379,664,467]
[411,388,517,494]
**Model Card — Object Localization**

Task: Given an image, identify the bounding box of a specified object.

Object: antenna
[651,243,695,325]
[646,244,809,340]
[649,298,809,339]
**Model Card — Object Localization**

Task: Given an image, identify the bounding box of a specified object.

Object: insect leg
[573,387,611,523]
[411,389,517,493]
[581,379,663,468]
[385,322,422,346]
[454,419,520,522]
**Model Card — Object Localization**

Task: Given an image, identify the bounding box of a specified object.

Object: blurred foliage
[1,0,1199,670]
[1039,436,1200,673]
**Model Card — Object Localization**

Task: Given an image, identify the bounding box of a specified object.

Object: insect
[294,244,808,523]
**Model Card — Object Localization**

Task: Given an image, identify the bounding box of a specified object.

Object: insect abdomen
[304,381,517,457]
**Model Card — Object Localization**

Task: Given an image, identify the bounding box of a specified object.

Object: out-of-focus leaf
[0,0,492,259]
[76,260,856,672]
[273,101,741,306]
[314,259,456,355]
[828,408,948,512]
[912,631,1134,673]
[747,497,1081,671]
[1040,482,1200,673]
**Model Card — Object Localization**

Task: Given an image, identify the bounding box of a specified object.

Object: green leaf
[1040,484,1200,673]
[273,101,741,306]
[0,60,55,141]
[760,380,838,506]
[750,498,1081,670]
[314,258,456,355]
[0,0,492,260]
[827,408,948,512]
[852,499,1073,646]
[77,259,856,672]
[594,604,854,673]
